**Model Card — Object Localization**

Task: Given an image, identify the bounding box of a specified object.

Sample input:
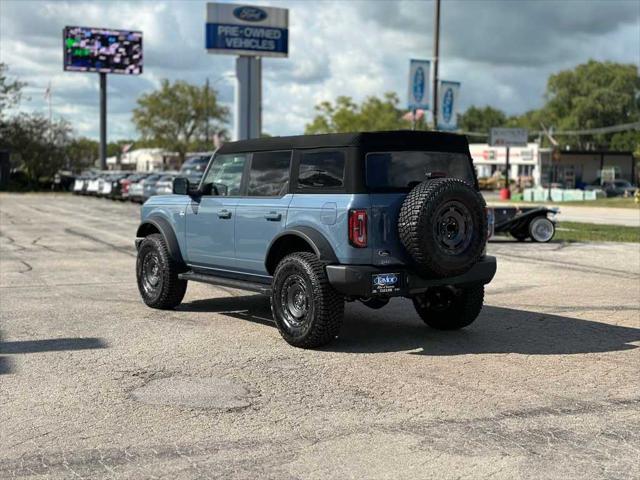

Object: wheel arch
[265,227,339,275]
[136,216,185,266]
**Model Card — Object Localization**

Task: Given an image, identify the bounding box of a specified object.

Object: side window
[298,150,345,189]
[202,154,247,196]
[247,151,292,197]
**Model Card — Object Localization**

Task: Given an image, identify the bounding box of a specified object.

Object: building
[106,148,181,172]
[546,150,635,188]
[469,143,636,188]
[469,143,550,187]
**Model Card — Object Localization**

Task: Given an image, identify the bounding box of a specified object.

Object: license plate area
[371,272,402,295]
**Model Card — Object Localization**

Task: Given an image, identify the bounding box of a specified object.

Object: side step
[178,271,272,296]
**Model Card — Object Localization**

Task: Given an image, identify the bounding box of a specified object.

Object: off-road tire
[398,178,487,278]
[271,252,344,348]
[136,233,187,309]
[413,285,484,330]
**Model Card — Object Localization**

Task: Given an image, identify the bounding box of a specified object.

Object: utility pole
[99,72,107,170]
[205,77,210,146]
[432,0,441,130]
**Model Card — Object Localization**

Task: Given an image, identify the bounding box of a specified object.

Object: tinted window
[366,151,474,190]
[298,151,345,189]
[247,151,291,196]
[202,154,247,196]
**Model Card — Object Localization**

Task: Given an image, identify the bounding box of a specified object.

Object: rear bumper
[325,256,497,297]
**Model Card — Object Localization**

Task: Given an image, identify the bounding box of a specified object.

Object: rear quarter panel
[286,193,372,264]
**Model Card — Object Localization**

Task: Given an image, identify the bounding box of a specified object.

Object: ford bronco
[135,131,496,348]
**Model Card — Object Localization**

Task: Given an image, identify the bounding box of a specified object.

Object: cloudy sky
[2,0,639,140]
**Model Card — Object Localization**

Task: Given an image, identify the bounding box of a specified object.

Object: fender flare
[136,215,185,266]
[265,226,339,274]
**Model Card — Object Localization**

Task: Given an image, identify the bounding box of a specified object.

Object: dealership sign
[206,3,289,57]
[489,128,529,147]
[408,59,430,110]
[437,80,460,130]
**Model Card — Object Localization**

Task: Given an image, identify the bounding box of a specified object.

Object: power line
[459,121,640,138]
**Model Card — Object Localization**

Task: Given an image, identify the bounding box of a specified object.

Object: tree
[305,92,412,134]
[0,114,72,186]
[457,106,507,134]
[0,63,27,116]
[66,137,99,172]
[542,60,640,149]
[132,79,229,162]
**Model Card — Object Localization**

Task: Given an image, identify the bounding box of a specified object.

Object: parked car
[153,173,177,196]
[86,174,102,195]
[120,173,146,201]
[586,179,637,197]
[128,174,153,203]
[135,131,496,348]
[141,173,164,202]
[179,154,212,183]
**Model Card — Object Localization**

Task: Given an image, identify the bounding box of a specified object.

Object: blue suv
[135,131,496,348]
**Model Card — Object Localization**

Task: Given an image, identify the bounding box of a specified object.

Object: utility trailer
[491,206,559,242]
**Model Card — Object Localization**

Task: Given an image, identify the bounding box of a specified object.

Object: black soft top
[217,130,470,155]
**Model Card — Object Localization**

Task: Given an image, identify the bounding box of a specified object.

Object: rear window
[298,150,345,189]
[366,151,474,190]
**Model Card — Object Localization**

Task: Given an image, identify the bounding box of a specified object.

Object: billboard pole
[432,0,441,130]
[99,72,107,170]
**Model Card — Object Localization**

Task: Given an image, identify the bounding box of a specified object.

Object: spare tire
[398,178,487,278]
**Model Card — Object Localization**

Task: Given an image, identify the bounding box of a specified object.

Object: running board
[178,271,272,295]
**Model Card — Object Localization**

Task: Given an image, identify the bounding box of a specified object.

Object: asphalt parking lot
[1,193,639,479]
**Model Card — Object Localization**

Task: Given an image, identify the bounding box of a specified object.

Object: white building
[469,142,551,187]
[106,148,181,172]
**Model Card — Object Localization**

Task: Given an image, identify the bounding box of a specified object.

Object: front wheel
[271,252,344,348]
[412,285,484,330]
[136,233,187,309]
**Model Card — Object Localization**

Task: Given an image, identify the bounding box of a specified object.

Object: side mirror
[173,177,189,195]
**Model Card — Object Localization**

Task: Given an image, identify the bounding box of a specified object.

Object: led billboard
[63,26,143,75]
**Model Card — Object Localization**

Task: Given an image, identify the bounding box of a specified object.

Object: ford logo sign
[373,274,398,287]
[413,67,425,103]
[442,87,454,123]
[233,6,268,22]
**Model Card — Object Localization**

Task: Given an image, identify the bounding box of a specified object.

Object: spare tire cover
[398,178,487,278]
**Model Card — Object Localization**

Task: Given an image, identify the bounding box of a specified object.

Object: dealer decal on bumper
[372,273,402,294]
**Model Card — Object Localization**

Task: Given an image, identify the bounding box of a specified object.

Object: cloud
[1,0,638,140]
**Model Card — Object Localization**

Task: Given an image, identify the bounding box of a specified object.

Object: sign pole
[505,146,510,192]
[99,72,107,170]
[235,56,262,140]
[432,0,441,130]
[411,108,416,131]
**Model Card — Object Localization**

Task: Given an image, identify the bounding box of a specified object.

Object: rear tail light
[348,209,368,248]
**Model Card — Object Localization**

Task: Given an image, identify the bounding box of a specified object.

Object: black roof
[217,130,470,155]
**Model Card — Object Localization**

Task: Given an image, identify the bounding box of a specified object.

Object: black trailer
[491,206,559,242]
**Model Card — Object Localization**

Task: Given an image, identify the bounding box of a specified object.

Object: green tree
[132,79,229,161]
[305,92,412,134]
[0,63,27,116]
[457,106,507,134]
[543,60,640,149]
[0,114,72,186]
[66,137,99,172]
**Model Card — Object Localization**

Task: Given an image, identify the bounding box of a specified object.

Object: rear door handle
[264,211,282,221]
[218,209,232,219]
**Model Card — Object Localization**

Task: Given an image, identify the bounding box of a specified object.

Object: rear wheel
[412,285,484,330]
[271,252,344,348]
[529,217,555,242]
[136,233,187,309]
